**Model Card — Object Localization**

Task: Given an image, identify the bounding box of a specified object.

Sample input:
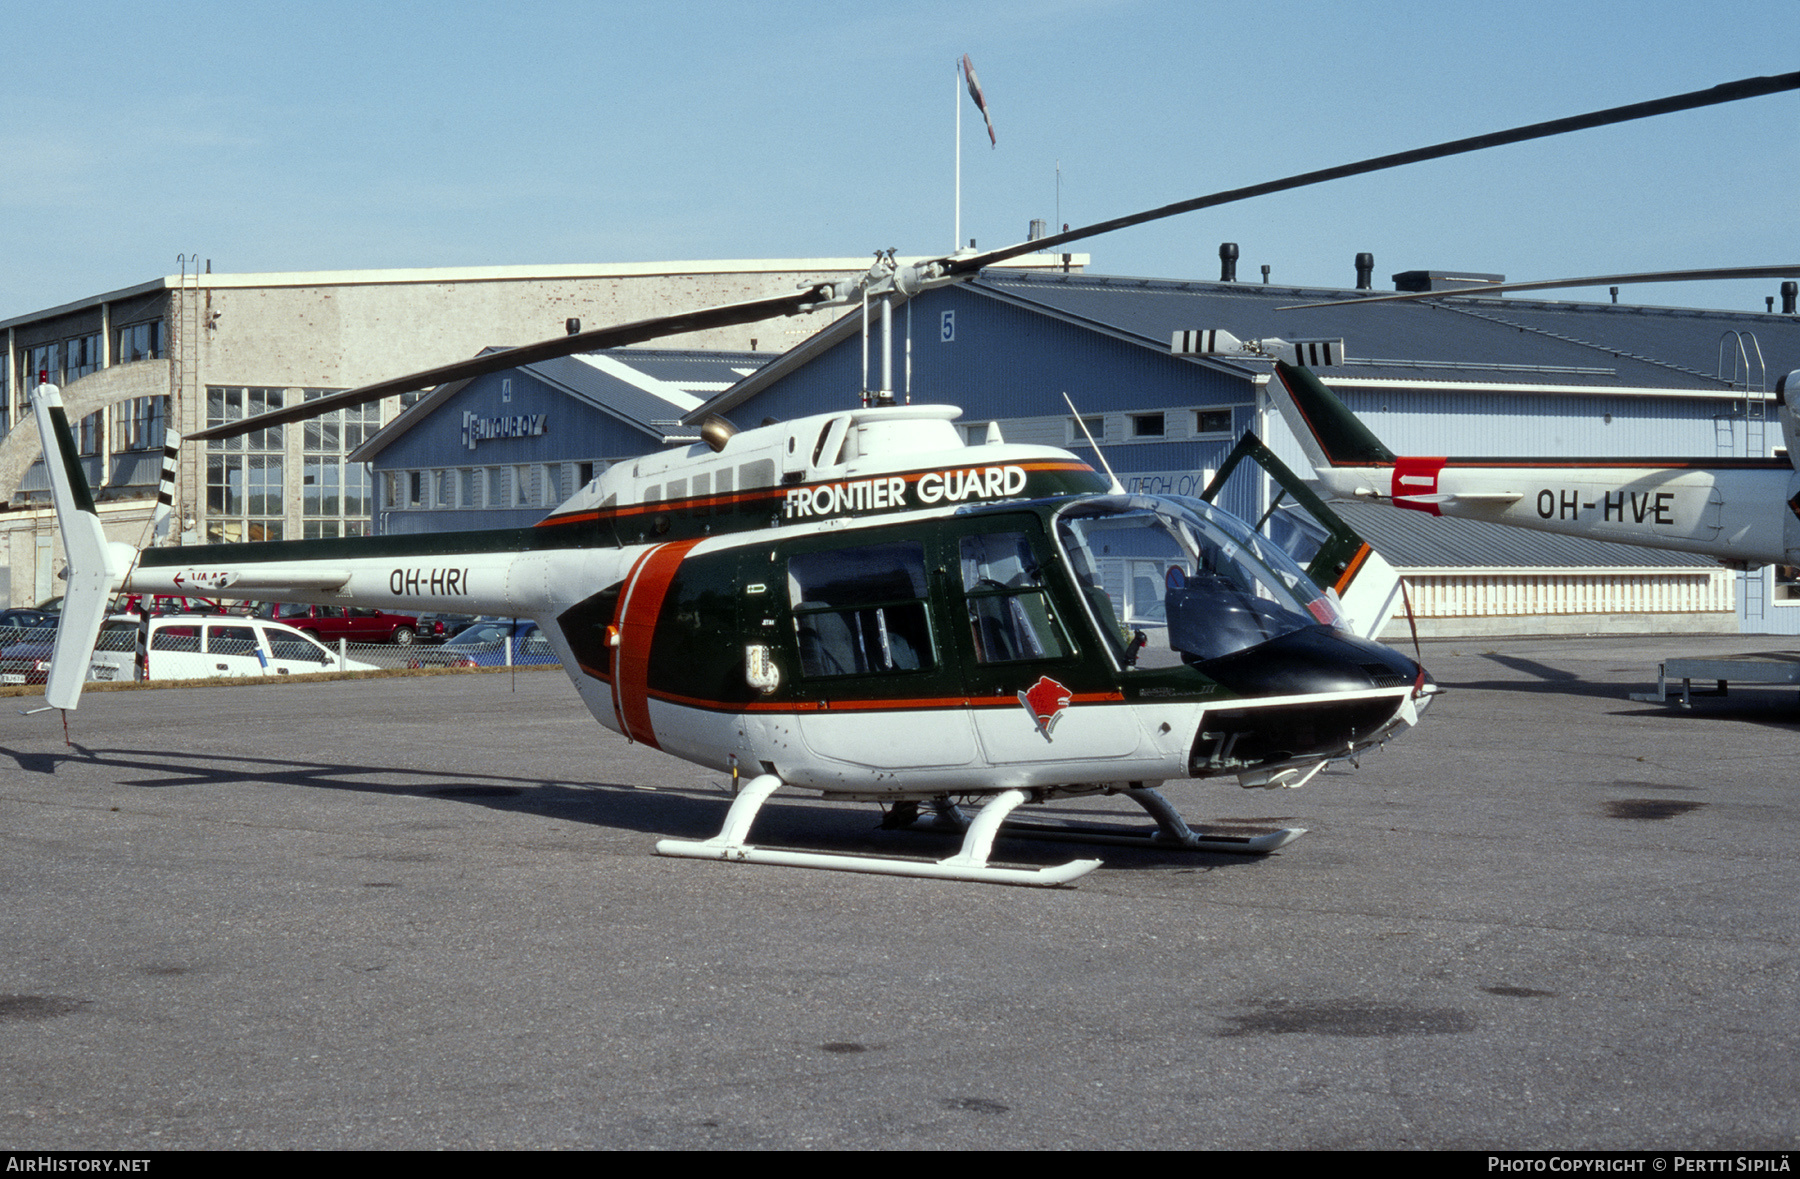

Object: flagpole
[954,57,962,252]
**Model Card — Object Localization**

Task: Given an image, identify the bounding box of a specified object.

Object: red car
[253,603,422,645]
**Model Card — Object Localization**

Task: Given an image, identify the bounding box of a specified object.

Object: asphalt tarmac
[0,634,1794,1150]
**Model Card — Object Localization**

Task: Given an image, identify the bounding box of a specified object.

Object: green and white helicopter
[27,72,1799,886]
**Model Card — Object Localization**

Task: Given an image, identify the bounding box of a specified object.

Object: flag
[962,54,995,147]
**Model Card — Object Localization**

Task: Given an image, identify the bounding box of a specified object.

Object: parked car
[406,620,553,668]
[0,609,56,645]
[85,615,379,683]
[114,594,228,616]
[0,619,60,685]
[253,602,422,645]
[413,612,480,642]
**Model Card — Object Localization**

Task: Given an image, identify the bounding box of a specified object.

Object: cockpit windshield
[1053,495,1338,666]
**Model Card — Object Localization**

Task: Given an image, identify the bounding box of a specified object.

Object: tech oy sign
[463,410,548,450]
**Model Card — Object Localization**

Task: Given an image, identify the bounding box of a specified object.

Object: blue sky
[3,0,1795,317]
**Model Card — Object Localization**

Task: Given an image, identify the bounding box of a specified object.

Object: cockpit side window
[787,541,933,678]
[958,532,1070,664]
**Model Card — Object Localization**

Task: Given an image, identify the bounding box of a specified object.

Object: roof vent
[1219,243,1239,283]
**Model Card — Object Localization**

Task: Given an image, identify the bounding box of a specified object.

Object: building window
[1068,415,1105,444]
[206,387,285,543]
[121,397,168,451]
[1195,409,1232,434]
[298,390,374,535]
[1777,566,1800,603]
[1131,413,1165,438]
[76,412,102,456]
[26,343,58,388]
[117,321,163,363]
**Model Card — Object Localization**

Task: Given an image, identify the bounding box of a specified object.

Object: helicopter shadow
[0,743,740,841]
[0,744,1292,874]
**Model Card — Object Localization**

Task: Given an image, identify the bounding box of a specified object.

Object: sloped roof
[352,348,773,462]
[970,270,1800,390]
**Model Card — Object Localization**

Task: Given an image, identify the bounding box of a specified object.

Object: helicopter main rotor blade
[188,285,835,442]
[948,71,1800,276]
[1277,265,1800,310]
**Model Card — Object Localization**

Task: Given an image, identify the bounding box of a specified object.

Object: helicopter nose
[1186,628,1429,775]
[1192,625,1422,697]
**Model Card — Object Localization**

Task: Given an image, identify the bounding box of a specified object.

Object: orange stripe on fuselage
[641,686,1125,714]
[611,539,702,747]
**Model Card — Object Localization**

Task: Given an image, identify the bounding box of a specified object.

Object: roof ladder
[1718,331,1769,456]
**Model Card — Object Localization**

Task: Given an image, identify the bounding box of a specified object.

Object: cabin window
[787,541,933,678]
[738,459,775,490]
[959,533,1070,663]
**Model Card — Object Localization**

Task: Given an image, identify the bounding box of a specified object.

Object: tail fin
[32,383,129,710]
[1269,361,1395,471]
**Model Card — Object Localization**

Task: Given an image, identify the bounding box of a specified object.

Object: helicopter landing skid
[655,774,1102,887]
[906,786,1305,856]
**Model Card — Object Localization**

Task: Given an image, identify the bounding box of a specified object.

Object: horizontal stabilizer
[1395,491,1525,505]
[163,568,352,595]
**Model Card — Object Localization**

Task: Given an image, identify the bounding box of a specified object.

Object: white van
[87,615,379,683]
